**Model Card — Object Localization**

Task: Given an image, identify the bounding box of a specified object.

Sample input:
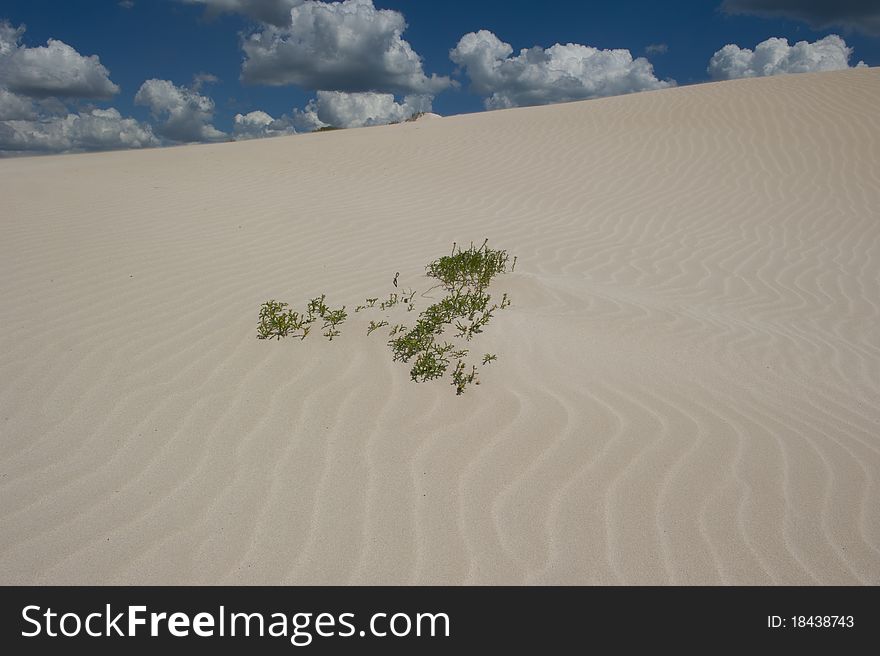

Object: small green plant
[409,342,454,382]
[454,307,493,341]
[389,323,436,363]
[451,360,478,395]
[380,293,399,310]
[383,240,512,389]
[426,239,511,291]
[257,300,310,340]
[367,320,389,335]
[321,306,347,341]
[307,294,328,321]
[257,239,514,394]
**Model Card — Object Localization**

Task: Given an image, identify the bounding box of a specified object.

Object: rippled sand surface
[1,68,879,584]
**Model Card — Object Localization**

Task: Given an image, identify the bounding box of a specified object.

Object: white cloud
[179,0,303,26]
[722,0,880,37]
[292,91,431,130]
[450,30,673,110]
[645,43,668,55]
[119,1,135,8]
[191,72,219,91]
[134,79,227,143]
[0,21,119,99]
[0,20,21,56]
[0,88,35,120]
[232,110,296,139]
[707,34,866,80]
[0,21,153,156]
[240,0,452,94]
[0,108,158,155]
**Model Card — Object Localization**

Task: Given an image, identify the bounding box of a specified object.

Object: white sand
[1,68,879,585]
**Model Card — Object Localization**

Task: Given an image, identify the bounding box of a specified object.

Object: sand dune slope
[1,68,879,584]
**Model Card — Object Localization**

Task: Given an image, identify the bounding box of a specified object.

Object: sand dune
[1,68,879,585]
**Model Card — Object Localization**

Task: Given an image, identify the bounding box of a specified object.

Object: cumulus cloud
[292,91,431,130]
[0,108,158,155]
[232,110,296,139]
[0,88,35,120]
[0,21,156,156]
[134,79,227,143]
[721,0,880,37]
[450,30,673,110]
[241,0,452,94]
[0,21,119,99]
[707,34,865,80]
[179,0,303,26]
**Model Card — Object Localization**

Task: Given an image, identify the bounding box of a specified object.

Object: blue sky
[0,0,877,154]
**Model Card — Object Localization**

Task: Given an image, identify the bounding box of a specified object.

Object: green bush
[257,300,310,340]
[257,239,514,394]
